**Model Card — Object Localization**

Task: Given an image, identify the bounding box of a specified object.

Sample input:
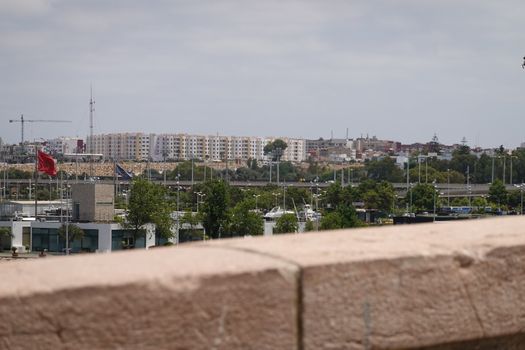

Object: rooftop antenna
[461,136,468,146]
[346,128,349,141]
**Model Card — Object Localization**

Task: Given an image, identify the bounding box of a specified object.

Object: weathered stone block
[215,217,525,349]
[0,247,299,350]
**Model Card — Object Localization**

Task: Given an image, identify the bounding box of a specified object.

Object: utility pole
[418,156,421,183]
[447,169,450,207]
[466,165,471,207]
[406,157,410,213]
[276,147,281,185]
[176,174,180,244]
[502,155,506,185]
[491,155,495,183]
[191,152,194,186]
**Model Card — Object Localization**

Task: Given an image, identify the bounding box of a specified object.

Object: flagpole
[65,182,69,255]
[34,144,38,221]
[113,160,117,198]
[32,143,38,253]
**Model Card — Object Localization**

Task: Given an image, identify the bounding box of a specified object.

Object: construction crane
[9,114,72,150]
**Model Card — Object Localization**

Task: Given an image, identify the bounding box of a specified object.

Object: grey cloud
[1,0,524,147]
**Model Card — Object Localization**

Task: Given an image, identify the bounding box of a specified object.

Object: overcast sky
[1,0,524,148]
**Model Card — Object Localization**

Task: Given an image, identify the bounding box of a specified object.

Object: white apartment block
[87,133,155,161]
[88,133,306,163]
[47,137,84,155]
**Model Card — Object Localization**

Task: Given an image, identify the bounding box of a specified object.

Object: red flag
[37,150,57,176]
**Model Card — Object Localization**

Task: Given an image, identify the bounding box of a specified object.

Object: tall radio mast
[90,86,95,153]
[89,86,95,176]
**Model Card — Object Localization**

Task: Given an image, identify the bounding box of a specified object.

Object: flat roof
[1,201,63,205]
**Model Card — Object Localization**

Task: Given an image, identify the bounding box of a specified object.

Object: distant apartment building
[47,137,85,156]
[353,136,401,153]
[88,133,306,163]
[306,135,400,162]
[87,133,155,161]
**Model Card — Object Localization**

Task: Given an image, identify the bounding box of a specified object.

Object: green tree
[58,223,85,247]
[365,157,404,182]
[488,179,508,207]
[320,211,343,230]
[264,139,288,161]
[337,204,362,228]
[449,146,477,177]
[201,179,230,239]
[304,220,315,232]
[0,227,13,251]
[276,161,300,181]
[319,204,361,230]
[126,177,173,246]
[274,213,298,234]
[324,182,344,211]
[229,201,264,237]
[410,183,438,212]
[285,187,312,209]
[451,197,470,206]
[508,190,522,211]
[471,196,489,213]
[246,158,258,170]
[362,190,380,210]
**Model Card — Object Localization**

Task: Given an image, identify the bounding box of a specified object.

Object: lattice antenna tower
[89,86,96,177]
[89,86,95,154]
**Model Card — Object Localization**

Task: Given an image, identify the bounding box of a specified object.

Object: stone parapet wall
[1,217,525,349]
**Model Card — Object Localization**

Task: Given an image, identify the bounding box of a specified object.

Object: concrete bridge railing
[2,217,525,349]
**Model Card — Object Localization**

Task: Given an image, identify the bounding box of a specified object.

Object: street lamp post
[195,192,205,212]
[432,181,437,222]
[406,157,410,214]
[466,165,471,208]
[447,169,450,207]
[425,157,428,184]
[272,192,280,207]
[253,194,260,211]
[283,183,287,210]
[313,194,321,211]
[418,156,421,184]
[176,174,180,245]
[520,184,523,215]
[409,183,413,214]
[515,184,525,215]
[269,156,272,184]
[191,153,194,187]
[502,155,506,185]
[491,154,497,184]
[275,147,282,185]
